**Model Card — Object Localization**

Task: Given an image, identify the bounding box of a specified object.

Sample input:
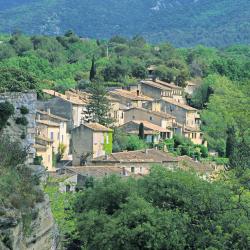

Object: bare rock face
[0,195,59,250]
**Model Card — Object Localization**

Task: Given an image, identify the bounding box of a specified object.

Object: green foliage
[1,1,250,47]
[15,116,28,126]
[33,155,43,165]
[86,81,113,126]
[69,166,250,249]
[113,128,147,152]
[0,101,14,130]
[104,132,113,154]
[0,136,44,233]
[20,105,29,115]
[138,122,144,140]
[44,178,76,247]
[199,75,250,156]
[0,67,38,92]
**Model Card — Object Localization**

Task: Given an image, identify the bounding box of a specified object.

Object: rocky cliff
[0,194,59,250]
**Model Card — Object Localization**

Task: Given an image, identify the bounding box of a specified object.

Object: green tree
[226,126,237,158]
[86,82,112,126]
[89,56,96,81]
[0,68,38,92]
[0,101,14,131]
[138,122,144,140]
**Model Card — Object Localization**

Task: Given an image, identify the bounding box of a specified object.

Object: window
[150,116,153,121]
[131,167,135,173]
[50,132,54,140]
[106,133,109,144]
[57,132,60,140]
[61,134,64,142]
[132,115,135,119]
[48,155,50,162]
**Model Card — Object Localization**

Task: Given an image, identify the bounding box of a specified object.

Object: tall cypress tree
[89,56,96,81]
[226,126,237,158]
[139,123,144,140]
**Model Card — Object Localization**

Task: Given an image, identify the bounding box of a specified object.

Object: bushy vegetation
[56,166,250,250]
[161,134,208,160]
[0,136,44,234]
[1,0,250,47]
[0,101,14,130]
[112,128,148,152]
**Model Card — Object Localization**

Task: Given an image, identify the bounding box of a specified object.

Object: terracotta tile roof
[34,144,47,151]
[127,130,160,135]
[109,89,153,101]
[37,110,68,122]
[125,107,175,119]
[162,97,198,111]
[154,79,183,90]
[141,80,172,91]
[83,123,112,132]
[131,120,171,133]
[92,149,178,163]
[177,155,214,174]
[42,89,87,105]
[36,135,53,143]
[64,166,124,178]
[36,120,60,127]
[184,126,201,132]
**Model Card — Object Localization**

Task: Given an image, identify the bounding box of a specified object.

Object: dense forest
[0,31,249,158]
[1,0,250,47]
[45,166,250,250]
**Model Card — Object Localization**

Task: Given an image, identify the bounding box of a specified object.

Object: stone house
[150,98,203,144]
[40,89,88,131]
[140,80,184,103]
[109,89,153,109]
[157,97,201,129]
[120,120,172,144]
[36,109,70,159]
[35,136,53,171]
[58,166,129,192]
[36,120,61,155]
[71,123,113,166]
[123,107,176,131]
[90,149,179,175]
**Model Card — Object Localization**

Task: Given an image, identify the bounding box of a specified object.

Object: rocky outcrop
[0,91,37,163]
[0,195,59,250]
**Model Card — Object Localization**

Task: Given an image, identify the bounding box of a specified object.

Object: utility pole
[106,44,109,59]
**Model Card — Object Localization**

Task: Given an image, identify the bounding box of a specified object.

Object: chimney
[37,114,41,121]
[105,154,109,160]
[145,148,149,154]
[47,108,51,115]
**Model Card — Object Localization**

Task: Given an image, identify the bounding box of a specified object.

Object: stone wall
[0,91,37,162]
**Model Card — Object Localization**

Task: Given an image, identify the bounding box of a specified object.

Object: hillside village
[0,66,219,192]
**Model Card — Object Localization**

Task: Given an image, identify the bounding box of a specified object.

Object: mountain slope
[0,0,250,47]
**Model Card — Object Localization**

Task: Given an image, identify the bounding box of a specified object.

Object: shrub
[34,155,43,165]
[0,101,14,130]
[15,116,28,126]
[20,131,26,139]
[20,105,29,115]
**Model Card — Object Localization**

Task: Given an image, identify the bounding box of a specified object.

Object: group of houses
[32,69,209,184]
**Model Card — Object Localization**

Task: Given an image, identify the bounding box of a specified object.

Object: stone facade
[71,123,113,166]
[0,91,37,163]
